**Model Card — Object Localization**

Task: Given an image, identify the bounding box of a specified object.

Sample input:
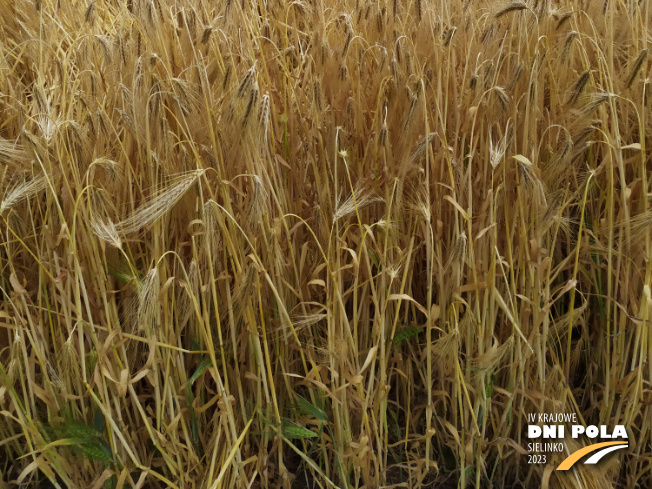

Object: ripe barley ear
[495,1,528,18]
[625,49,647,89]
[556,12,572,30]
[567,70,590,105]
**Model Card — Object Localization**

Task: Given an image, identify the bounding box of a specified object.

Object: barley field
[0,0,650,488]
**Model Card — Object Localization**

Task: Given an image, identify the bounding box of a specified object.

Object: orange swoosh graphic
[556,441,628,470]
